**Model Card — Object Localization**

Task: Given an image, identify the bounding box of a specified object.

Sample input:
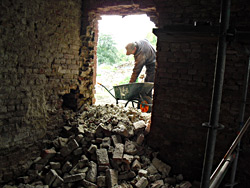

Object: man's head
[125,42,137,55]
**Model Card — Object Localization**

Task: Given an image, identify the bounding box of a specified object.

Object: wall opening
[95,14,157,109]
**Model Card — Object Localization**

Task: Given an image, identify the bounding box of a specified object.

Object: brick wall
[0,0,94,182]
[148,0,250,185]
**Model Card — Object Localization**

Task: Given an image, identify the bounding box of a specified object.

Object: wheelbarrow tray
[113,82,154,101]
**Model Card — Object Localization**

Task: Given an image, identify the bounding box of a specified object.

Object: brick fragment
[106,169,118,188]
[98,165,109,172]
[45,169,63,187]
[123,154,134,165]
[64,173,85,183]
[118,171,136,180]
[88,144,97,154]
[148,174,161,182]
[146,164,158,175]
[49,162,61,170]
[136,134,144,145]
[81,179,98,188]
[164,177,176,185]
[86,161,97,183]
[41,148,56,159]
[52,175,64,187]
[96,148,109,166]
[138,169,148,177]
[151,180,164,188]
[100,137,111,148]
[152,157,171,177]
[124,140,137,155]
[73,147,83,155]
[132,159,142,171]
[62,161,72,173]
[97,175,106,187]
[113,123,130,137]
[75,134,84,143]
[135,176,148,188]
[113,143,124,160]
[67,139,79,151]
[133,120,146,134]
[180,181,192,188]
[111,134,122,147]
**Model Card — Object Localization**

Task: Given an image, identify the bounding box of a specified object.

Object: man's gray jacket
[129,39,156,83]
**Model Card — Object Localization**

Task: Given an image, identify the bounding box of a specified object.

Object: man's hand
[139,74,145,79]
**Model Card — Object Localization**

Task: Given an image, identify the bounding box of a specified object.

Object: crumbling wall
[0,0,95,182]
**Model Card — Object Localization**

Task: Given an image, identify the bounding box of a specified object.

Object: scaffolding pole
[229,55,250,187]
[200,0,231,188]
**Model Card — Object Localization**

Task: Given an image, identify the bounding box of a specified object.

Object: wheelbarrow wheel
[138,96,152,113]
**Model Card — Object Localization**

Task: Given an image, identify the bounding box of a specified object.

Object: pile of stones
[3,104,193,188]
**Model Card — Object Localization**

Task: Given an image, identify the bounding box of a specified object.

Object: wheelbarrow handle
[97,82,116,99]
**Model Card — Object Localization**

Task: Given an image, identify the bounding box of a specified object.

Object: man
[125,39,156,83]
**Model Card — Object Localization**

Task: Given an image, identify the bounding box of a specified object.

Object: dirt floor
[95,62,146,107]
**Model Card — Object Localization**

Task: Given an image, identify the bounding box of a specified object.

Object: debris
[2,104,193,187]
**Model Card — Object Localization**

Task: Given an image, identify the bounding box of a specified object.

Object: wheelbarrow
[97,82,154,113]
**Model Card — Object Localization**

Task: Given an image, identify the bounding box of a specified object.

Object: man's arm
[129,55,146,83]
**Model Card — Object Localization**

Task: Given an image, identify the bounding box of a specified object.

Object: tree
[97,33,120,65]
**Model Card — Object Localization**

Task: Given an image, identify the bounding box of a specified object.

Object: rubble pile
[4,104,192,188]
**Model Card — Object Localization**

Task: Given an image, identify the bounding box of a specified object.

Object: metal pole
[210,116,250,183]
[229,56,250,187]
[200,0,231,188]
[210,154,234,188]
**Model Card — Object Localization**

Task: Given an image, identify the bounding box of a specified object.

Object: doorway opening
[95,14,157,109]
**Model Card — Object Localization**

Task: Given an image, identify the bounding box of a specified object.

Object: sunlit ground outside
[95,14,157,106]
